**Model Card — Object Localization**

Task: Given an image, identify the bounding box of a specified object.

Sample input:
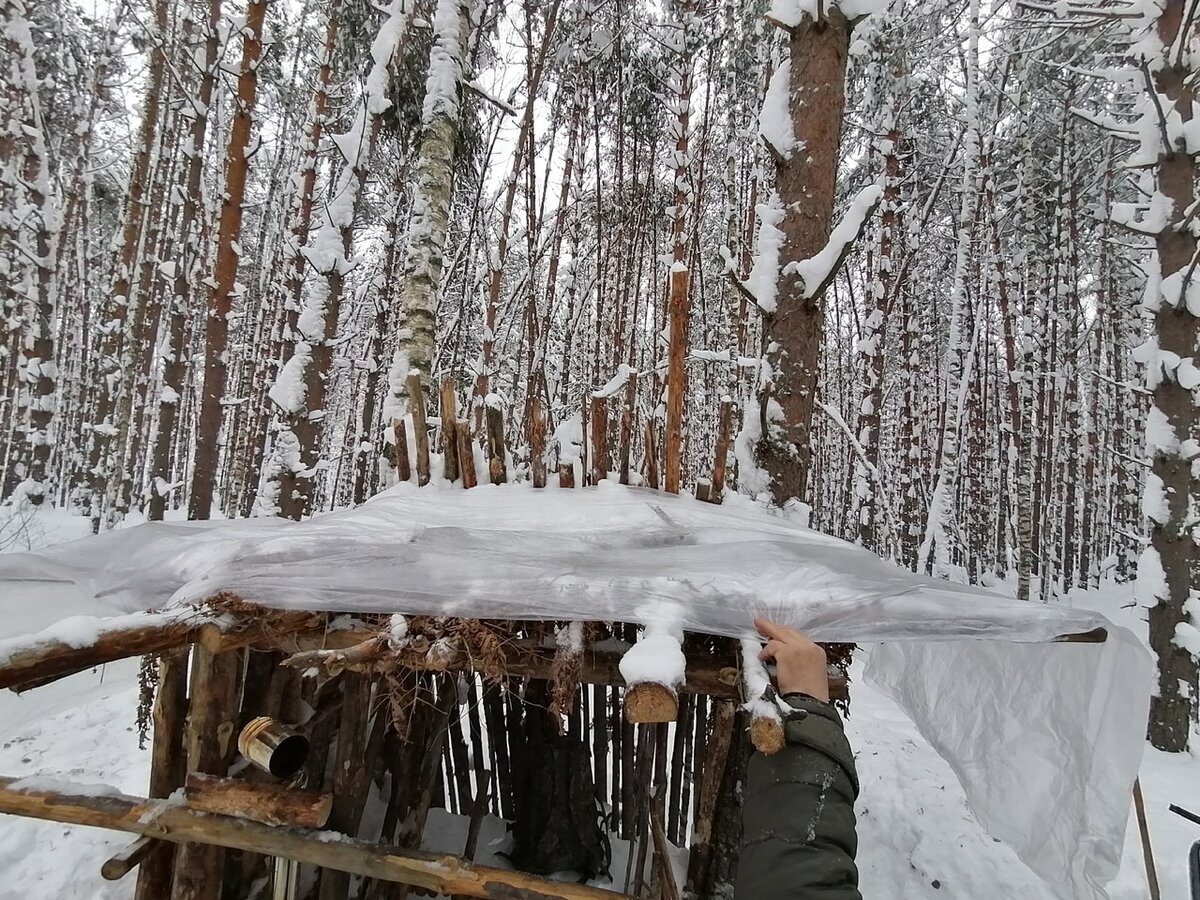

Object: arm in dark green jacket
[735,697,861,900]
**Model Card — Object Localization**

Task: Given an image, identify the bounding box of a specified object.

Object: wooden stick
[590,395,608,485]
[406,373,430,487]
[1133,778,1161,900]
[440,379,460,484]
[393,418,411,483]
[184,773,332,828]
[103,836,157,881]
[456,422,478,489]
[710,397,733,502]
[485,401,507,484]
[0,776,638,900]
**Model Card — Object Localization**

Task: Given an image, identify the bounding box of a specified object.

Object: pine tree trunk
[1145,0,1199,753]
[759,10,851,508]
[189,0,268,521]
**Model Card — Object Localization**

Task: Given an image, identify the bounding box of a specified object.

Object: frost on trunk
[383,0,474,427]
[1129,0,1199,753]
[919,0,979,577]
[189,0,268,521]
[259,0,412,520]
[1,0,57,505]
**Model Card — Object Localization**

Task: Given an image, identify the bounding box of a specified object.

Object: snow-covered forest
[1,0,1199,845]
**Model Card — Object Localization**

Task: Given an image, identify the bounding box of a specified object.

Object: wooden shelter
[0,379,1112,900]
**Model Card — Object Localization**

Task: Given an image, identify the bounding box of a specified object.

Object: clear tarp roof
[0,482,1151,899]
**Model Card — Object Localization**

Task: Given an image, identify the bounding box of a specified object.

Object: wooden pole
[393,418,411,483]
[440,380,460,484]
[485,401,507,484]
[172,647,244,900]
[456,422,478,489]
[530,395,547,488]
[0,776,639,900]
[134,648,188,900]
[644,419,660,491]
[590,395,608,485]
[619,373,638,485]
[558,462,575,488]
[683,700,734,896]
[710,397,733,503]
[406,373,431,486]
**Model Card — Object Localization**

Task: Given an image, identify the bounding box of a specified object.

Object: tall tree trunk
[189,0,268,520]
[383,0,473,425]
[1143,0,1199,753]
[758,9,852,509]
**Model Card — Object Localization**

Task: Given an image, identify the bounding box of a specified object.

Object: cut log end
[624,683,678,723]
[750,716,786,755]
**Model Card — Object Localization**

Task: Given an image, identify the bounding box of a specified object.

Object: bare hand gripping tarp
[0,482,1152,899]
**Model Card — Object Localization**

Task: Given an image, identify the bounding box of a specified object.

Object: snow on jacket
[736,695,862,900]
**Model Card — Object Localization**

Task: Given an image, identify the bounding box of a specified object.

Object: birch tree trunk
[383,0,473,425]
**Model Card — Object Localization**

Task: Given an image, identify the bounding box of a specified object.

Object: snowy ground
[0,504,1196,899]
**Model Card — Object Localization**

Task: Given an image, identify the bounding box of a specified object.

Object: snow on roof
[0,482,1152,900]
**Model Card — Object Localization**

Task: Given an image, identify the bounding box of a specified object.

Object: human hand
[754,618,829,702]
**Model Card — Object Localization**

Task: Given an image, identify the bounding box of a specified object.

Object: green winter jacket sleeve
[735,697,862,900]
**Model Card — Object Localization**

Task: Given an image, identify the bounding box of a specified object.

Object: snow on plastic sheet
[0,483,1150,897]
[0,483,1116,645]
[866,629,1152,900]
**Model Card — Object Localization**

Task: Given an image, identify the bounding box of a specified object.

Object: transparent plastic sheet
[866,631,1151,900]
[0,482,1152,896]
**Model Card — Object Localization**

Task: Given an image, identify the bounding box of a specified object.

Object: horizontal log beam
[0,776,635,900]
[0,611,206,691]
[184,773,332,828]
[281,635,850,703]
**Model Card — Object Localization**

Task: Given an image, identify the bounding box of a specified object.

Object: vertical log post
[171,647,244,900]
[134,650,188,900]
[710,397,733,503]
[644,420,660,491]
[558,463,575,488]
[590,395,608,485]
[406,373,431,486]
[485,400,507,484]
[530,395,547,488]
[456,422,478,489]
[440,379,460,483]
[684,700,735,896]
[618,373,638,485]
[318,674,374,900]
[393,419,411,483]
